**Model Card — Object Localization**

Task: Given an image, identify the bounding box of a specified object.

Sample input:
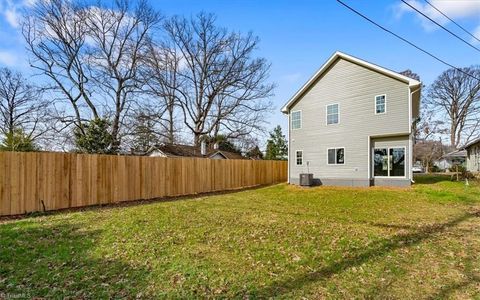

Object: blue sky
[1,0,479,140]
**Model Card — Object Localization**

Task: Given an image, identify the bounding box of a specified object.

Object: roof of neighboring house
[441,149,467,159]
[156,144,204,158]
[208,150,246,160]
[280,51,422,113]
[153,144,247,160]
[462,137,480,150]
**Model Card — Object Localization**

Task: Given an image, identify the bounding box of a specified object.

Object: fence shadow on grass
[413,174,454,184]
[0,221,150,298]
[250,210,480,298]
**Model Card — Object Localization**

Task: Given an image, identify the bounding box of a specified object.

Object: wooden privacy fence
[0,151,287,216]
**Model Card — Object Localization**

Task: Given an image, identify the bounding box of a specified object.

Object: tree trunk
[450,124,457,148]
[193,133,201,147]
[167,102,174,144]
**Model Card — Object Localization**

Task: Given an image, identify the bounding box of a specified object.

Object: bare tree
[143,40,182,144]
[414,107,447,142]
[23,0,97,136]
[399,69,421,81]
[164,13,274,146]
[413,139,443,173]
[23,0,161,152]
[0,68,47,141]
[426,66,480,148]
[84,0,162,151]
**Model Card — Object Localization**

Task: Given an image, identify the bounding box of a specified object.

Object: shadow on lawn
[0,221,150,298]
[413,174,453,184]
[251,210,480,298]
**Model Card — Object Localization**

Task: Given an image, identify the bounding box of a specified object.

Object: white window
[291,111,301,129]
[326,104,339,125]
[375,95,386,114]
[327,148,345,165]
[295,150,303,165]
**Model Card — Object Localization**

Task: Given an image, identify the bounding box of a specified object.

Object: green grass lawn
[1,176,480,299]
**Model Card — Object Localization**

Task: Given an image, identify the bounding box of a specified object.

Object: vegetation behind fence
[0,152,287,216]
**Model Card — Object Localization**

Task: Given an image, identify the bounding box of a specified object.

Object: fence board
[0,152,287,216]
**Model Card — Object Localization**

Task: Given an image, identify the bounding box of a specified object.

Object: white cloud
[472,25,480,45]
[0,0,34,28]
[23,0,37,7]
[4,7,19,27]
[395,0,480,32]
[0,50,17,66]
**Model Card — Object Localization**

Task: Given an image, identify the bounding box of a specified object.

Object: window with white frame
[326,104,339,124]
[291,111,301,129]
[296,150,303,165]
[375,95,386,114]
[327,148,344,165]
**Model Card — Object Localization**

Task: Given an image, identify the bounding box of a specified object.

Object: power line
[336,0,480,81]
[424,0,480,44]
[401,0,480,53]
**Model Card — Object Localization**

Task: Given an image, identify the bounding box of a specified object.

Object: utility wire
[336,0,480,81]
[401,0,480,53]
[424,0,480,44]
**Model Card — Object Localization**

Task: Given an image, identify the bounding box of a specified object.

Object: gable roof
[156,144,204,158]
[441,149,467,159]
[281,51,422,113]
[462,137,480,150]
[208,150,246,160]
[153,143,247,160]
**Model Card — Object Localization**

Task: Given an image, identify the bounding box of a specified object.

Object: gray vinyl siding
[466,143,480,172]
[288,58,411,183]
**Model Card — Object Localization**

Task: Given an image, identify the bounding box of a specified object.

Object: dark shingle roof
[155,144,247,160]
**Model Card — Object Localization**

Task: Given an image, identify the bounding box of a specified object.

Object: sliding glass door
[373,147,405,177]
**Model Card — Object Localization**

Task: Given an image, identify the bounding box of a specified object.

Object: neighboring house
[434,149,466,171]
[281,51,421,187]
[463,138,480,173]
[148,143,246,160]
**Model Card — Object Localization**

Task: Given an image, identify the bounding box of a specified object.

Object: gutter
[409,84,421,184]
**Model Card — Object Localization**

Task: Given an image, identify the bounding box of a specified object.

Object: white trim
[208,151,228,159]
[367,136,371,180]
[326,103,340,125]
[374,94,387,115]
[372,146,407,179]
[409,133,413,181]
[280,51,422,113]
[408,87,412,134]
[327,147,345,165]
[287,113,290,184]
[291,110,302,130]
[295,150,303,166]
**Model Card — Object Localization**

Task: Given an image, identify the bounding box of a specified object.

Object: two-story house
[281,52,421,187]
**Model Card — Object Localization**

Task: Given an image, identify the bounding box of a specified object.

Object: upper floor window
[291,111,301,129]
[296,150,303,165]
[375,95,386,114]
[326,104,339,125]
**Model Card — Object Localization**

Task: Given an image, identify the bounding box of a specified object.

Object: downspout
[409,85,421,184]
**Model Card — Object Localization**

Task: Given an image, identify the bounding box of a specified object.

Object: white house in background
[434,149,466,171]
[281,51,421,187]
